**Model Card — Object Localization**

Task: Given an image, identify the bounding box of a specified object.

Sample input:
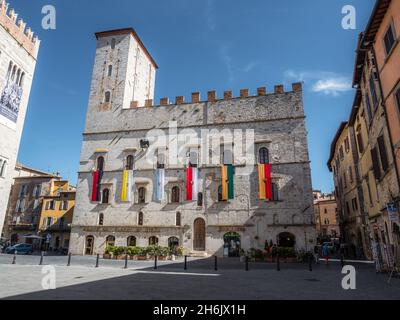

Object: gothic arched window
[138,187,146,204]
[218,185,223,202]
[176,212,181,226]
[108,65,113,77]
[171,186,180,203]
[138,212,144,225]
[259,147,269,164]
[97,156,104,171]
[102,188,110,204]
[98,213,104,226]
[111,38,116,49]
[104,91,111,103]
[126,155,134,170]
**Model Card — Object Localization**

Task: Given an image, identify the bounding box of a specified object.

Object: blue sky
[11,0,375,192]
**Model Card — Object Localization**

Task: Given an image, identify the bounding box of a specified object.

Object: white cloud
[312,78,352,96]
[284,70,352,96]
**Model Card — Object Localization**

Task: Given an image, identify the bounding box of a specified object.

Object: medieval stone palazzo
[69,28,315,256]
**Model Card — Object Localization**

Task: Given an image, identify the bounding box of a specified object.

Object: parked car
[5,243,33,255]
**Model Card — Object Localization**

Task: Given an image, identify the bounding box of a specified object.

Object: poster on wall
[0,80,23,130]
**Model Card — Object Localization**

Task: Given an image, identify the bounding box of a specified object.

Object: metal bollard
[184,255,187,270]
[39,251,44,265]
[309,253,312,272]
[95,254,99,268]
[214,256,218,271]
[12,251,16,264]
[67,253,71,266]
[276,253,280,271]
[124,253,128,269]
[154,255,158,270]
[245,255,249,271]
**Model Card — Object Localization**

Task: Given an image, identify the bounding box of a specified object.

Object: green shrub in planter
[105,245,115,255]
[127,246,142,257]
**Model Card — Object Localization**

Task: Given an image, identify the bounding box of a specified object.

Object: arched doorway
[223,232,241,257]
[193,218,206,251]
[277,232,296,248]
[168,237,179,254]
[85,236,94,255]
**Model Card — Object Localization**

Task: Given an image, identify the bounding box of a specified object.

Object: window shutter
[371,147,381,180]
[377,135,389,172]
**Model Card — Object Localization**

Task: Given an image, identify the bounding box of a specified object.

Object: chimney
[130,101,138,109]
[224,91,232,100]
[240,89,249,98]
[257,87,267,96]
[207,91,216,102]
[191,92,200,103]
[145,99,153,107]
[160,97,169,106]
[274,85,284,94]
[292,82,303,92]
[176,96,184,105]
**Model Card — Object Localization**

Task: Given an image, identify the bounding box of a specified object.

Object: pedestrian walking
[322,243,329,265]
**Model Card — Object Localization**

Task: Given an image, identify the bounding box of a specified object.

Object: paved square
[0,254,399,300]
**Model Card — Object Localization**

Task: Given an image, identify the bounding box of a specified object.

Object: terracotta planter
[283,257,297,263]
[158,256,167,261]
[137,255,147,261]
[103,254,111,259]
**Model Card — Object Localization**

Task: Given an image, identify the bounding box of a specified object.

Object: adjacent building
[313,191,340,241]
[38,180,75,251]
[0,1,40,234]
[2,163,60,248]
[328,121,369,258]
[69,28,316,256]
[329,0,400,267]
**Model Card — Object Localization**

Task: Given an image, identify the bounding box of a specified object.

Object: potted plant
[103,245,113,259]
[127,246,140,260]
[158,247,170,261]
[136,247,148,260]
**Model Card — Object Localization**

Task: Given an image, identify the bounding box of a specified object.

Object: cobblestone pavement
[0,254,399,300]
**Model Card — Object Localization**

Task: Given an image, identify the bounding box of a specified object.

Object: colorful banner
[258,164,272,200]
[91,170,99,202]
[121,170,133,202]
[156,168,165,201]
[221,165,234,200]
[186,167,198,201]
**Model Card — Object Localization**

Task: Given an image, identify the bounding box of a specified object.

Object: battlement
[129,83,303,108]
[0,0,40,59]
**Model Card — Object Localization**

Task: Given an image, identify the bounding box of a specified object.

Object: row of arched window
[104,235,179,247]
[97,186,192,205]
[84,235,180,255]
[95,147,270,172]
[6,61,25,87]
[97,211,182,227]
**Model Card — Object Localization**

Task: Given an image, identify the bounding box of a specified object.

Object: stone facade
[0,1,40,235]
[69,28,316,256]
